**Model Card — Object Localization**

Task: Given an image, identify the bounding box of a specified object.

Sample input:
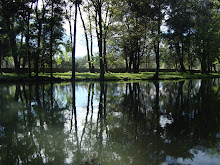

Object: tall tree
[22,1,33,77]
[72,0,79,80]
[110,0,160,73]
[78,3,94,73]
[0,0,22,73]
[34,0,47,77]
[150,0,164,79]
[89,0,113,78]
[166,0,194,72]
[38,0,64,77]
[91,0,105,80]
[0,39,2,75]
[49,0,54,78]
[87,3,95,73]
[193,0,220,73]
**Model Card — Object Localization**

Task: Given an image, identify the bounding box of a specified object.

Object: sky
[63,17,98,58]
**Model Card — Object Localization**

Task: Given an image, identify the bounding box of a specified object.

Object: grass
[1,71,220,82]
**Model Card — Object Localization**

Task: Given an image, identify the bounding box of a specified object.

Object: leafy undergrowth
[1,72,220,82]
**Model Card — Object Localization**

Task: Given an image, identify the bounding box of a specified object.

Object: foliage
[1,0,220,78]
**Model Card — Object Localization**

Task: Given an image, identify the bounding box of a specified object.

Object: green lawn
[1,71,220,82]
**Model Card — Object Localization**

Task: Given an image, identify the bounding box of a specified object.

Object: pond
[0,79,220,165]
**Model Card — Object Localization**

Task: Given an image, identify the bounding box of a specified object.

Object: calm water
[0,79,220,165]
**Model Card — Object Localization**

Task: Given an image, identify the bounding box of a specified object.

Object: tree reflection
[0,83,69,164]
[104,80,220,164]
[0,80,220,164]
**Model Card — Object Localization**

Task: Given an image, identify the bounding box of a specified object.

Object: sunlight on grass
[1,71,220,81]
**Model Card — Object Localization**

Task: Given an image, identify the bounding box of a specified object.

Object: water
[0,79,220,165]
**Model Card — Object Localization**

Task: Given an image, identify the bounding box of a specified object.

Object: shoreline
[1,72,220,83]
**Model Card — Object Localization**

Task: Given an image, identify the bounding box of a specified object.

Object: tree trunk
[22,54,27,69]
[20,33,27,69]
[153,5,161,79]
[10,32,20,74]
[27,7,31,77]
[180,41,186,72]
[67,5,73,72]
[97,1,104,81]
[207,53,210,74]
[88,8,95,73]
[146,55,148,71]
[50,0,54,78]
[154,41,160,78]
[134,39,139,73]
[201,56,207,74]
[0,41,2,75]
[78,5,92,72]
[176,41,186,72]
[35,24,41,77]
[103,37,108,72]
[90,32,95,73]
[128,54,133,73]
[137,50,140,73]
[133,53,138,73]
[103,4,110,73]
[72,1,78,80]
[35,0,43,77]
[7,18,20,74]
[126,54,128,72]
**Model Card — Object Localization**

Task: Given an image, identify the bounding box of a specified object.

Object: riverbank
[1,72,220,82]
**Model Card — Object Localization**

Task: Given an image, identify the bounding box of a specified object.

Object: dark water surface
[0,79,220,165]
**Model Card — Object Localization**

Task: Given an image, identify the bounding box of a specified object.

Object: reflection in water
[0,79,220,164]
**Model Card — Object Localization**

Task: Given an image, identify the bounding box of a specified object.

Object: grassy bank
[1,72,220,82]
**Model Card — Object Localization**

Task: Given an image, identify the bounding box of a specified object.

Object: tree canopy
[1,0,220,78]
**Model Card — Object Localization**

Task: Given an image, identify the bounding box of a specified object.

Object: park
[1,0,220,165]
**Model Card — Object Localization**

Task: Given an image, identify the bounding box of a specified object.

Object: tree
[78,2,95,73]
[0,0,23,73]
[0,46,1,74]
[166,0,194,72]
[109,0,148,73]
[23,1,34,77]
[85,0,113,79]
[90,0,105,80]
[34,0,47,77]
[109,0,164,74]
[38,1,66,76]
[72,0,78,80]
[49,0,55,78]
[150,0,165,78]
[192,0,220,73]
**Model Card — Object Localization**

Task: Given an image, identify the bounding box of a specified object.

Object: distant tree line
[1,0,220,80]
